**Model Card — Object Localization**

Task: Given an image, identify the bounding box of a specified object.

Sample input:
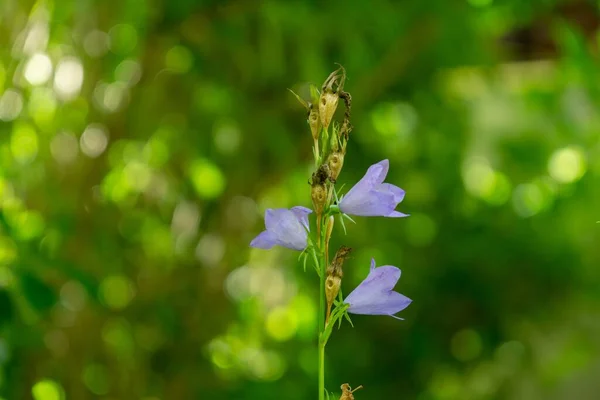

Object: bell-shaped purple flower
[344,258,411,319]
[250,206,312,251]
[339,159,408,217]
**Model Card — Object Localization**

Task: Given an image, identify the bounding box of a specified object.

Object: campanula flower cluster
[248,66,412,399]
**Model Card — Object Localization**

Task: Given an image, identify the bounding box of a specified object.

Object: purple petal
[340,189,397,217]
[386,210,410,218]
[264,209,288,230]
[290,206,312,230]
[344,259,411,318]
[267,209,307,250]
[348,291,412,316]
[347,265,401,296]
[250,230,277,249]
[339,160,408,218]
[377,183,405,203]
[343,160,389,202]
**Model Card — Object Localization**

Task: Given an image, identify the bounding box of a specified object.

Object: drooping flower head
[250,206,312,251]
[339,159,408,218]
[344,258,411,319]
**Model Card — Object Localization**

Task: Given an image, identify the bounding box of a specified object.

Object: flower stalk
[252,66,411,399]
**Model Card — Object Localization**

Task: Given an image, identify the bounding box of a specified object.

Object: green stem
[318,216,327,400]
[318,335,325,400]
[318,252,325,399]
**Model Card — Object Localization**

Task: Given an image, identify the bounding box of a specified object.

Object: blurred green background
[1,0,600,399]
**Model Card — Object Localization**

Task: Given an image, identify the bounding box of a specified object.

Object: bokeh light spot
[102,318,134,360]
[31,379,64,400]
[108,24,138,55]
[265,306,298,341]
[54,57,84,100]
[0,89,23,121]
[165,45,193,73]
[463,157,512,205]
[84,30,110,57]
[115,59,142,86]
[12,210,45,240]
[80,124,109,158]
[0,237,17,266]
[28,88,57,128]
[548,146,586,184]
[189,159,226,199]
[11,122,38,164]
[451,329,483,362]
[60,280,87,312]
[24,53,53,86]
[81,364,110,396]
[98,275,135,310]
[50,132,79,165]
[213,120,241,155]
[512,182,553,218]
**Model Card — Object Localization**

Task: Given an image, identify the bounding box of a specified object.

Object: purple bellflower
[345,258,411,319]
[339,159,408,217]
[250,206,312,251]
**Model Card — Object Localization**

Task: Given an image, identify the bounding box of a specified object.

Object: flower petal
[344,259,411,318]
[348,291,412,316]
[268,209,307,250]
[343,160,389,202]
[250,230,277,249]
[264,208,288,230]
[290,206,312,230]
[340,190,396,216]
[377,183,405,203]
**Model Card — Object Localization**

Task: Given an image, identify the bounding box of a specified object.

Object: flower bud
[326,245,352,322]
[311,183,327,217]
[319,90,339,131]
[319,66,346,131]
[308,106,320,141]
[327,152,345,182]
[311,164,331,216]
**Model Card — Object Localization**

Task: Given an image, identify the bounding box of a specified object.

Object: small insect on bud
[326,246,352,322]
[319,66,346,131]
[327,152,345,182]
[340,383,363,400]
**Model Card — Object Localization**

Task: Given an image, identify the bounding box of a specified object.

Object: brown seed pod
[327,152,345,182]
[319,66,346,130]
[340,383,363,399]
[326,246,352,322]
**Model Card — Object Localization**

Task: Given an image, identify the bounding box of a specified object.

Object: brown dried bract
[339,383,363,399]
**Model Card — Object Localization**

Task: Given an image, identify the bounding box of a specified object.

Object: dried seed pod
[327,152,345,182]
[326,246,352,322]
[311,183,327,217]
[308,105,320,141]
[340,383,363,399]
[319,66,346,130]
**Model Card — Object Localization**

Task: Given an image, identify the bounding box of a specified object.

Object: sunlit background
[1,0,600,399]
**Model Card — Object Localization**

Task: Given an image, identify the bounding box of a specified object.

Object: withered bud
[311,183,327,217]
[327,152,345,182]
[308,105,320,141]
[311,164,330,216]
[340,383,363,400]
[319,66,346,131]
[326,245,352,321]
